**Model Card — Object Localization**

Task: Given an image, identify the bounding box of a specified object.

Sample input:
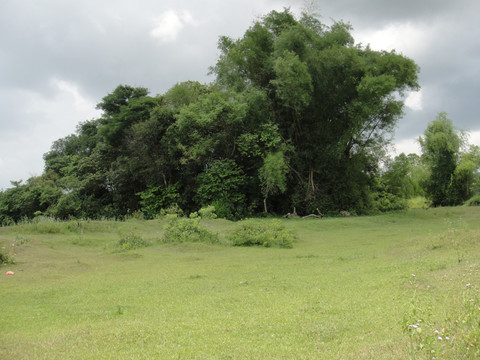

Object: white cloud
[354,21,430,56]
[404,90,423,111]
[468,130,480,148]
[51,78,98,114]
[150,10,198,42]
[392,137,421,156]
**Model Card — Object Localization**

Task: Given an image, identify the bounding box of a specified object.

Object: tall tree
[419,112,466,206]
[211,8,419,214]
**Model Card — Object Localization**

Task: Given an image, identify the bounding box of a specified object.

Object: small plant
[159,204,184,217]
[229,220,295,248]
[116,233,150,250]
[0,250,14,265]
[198,205,217,219]
[162,215,218,244]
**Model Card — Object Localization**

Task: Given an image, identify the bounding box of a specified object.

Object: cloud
[0,79,100,189]
[404,90,423,111]
[150,10,199,42]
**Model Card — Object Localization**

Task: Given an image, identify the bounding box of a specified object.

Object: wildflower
[445,336,450,341]
[438,336,443,341]
[412,274,416,277]
[434,330,440,334]
[466,283,471,287]
[409,324,419,329]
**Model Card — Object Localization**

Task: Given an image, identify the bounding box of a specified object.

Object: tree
[419,112,467,206]
[211,8,419,214]
[195,159,247,219]
[258,150,288,213]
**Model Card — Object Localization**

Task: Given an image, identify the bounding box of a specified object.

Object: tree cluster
[2,9,474,223]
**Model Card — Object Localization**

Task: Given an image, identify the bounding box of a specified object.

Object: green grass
[1,208,480,359]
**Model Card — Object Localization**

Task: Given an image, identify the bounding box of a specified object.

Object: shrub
[465,194,480,206]
[198,205,217,219]
[229,220,295,248]
[0,250,14,265]
[372,191,408,212]
[162,215,218,244]
[116,233,150,250]
[159,203,184,217]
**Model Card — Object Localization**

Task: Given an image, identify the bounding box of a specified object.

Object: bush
[198,205,217,219]
[465,195,480,206]
[408,196,431,209]
[372,191,408,212]
[162,215,218,244]
[0,250,14,265]
[229,220,295,248]
[159,204,184,217]
[116,233,150,250]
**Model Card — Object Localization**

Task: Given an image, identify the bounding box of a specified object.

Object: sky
[1,0,479,190]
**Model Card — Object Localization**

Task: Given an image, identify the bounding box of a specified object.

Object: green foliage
[464,194,480,206]
[419,113,479,207]
[229,219,295,248]
[195,159,246,219]
[0,250,14,265]
[162,215,218,244]
[137,184,180,219]
[382,153,425,199]
[408,196,430,209]
[258,150,288,213]
[116,233,150,250]
[372,190,408,212]
[420,113,463,206]
[198,205,217,219]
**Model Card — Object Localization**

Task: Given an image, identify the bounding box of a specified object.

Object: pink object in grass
[6,271,14,275]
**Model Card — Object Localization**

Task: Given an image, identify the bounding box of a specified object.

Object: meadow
[1,207,480,359]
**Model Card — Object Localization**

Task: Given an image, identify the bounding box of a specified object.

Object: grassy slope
[0,207,479,359]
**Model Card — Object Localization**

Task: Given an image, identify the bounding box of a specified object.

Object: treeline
[1,9,479,223]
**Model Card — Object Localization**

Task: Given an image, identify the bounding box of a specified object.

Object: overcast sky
[1,0,479,190]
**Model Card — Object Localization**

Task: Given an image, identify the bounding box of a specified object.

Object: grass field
[1,207,480,359]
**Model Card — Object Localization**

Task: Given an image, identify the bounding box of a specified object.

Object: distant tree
[419,112,472,206]
[382,153,425,199]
